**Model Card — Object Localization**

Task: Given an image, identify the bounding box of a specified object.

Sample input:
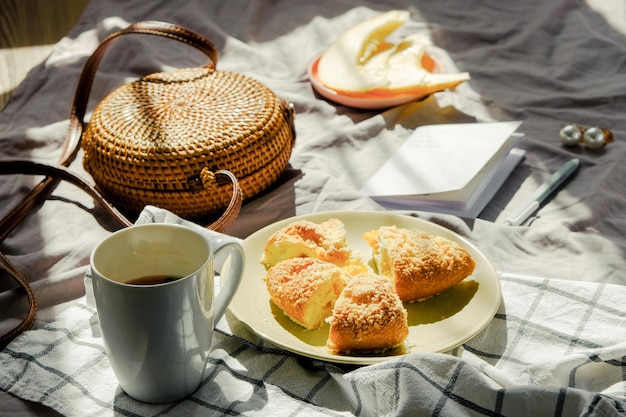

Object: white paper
[362,121,523,196]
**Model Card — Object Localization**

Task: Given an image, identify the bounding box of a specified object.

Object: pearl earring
[559,124,613,148]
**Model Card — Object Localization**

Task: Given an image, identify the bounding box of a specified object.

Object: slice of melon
[317,10,470,94]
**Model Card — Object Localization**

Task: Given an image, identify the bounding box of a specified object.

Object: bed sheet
[1,0,626,415]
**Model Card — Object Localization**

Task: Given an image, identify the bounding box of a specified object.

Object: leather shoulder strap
[0,160,241,232]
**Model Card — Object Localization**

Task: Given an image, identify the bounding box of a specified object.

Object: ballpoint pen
[503,158,580,226]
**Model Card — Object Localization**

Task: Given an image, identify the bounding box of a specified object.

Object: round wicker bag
[78,21,295,218]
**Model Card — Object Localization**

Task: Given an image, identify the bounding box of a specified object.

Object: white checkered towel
[1,207,625,417]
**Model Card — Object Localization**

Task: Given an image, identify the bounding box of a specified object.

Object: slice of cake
[327,273,409,354]
[363,225,475,302]
[261,218,364,271]
[264,257,347,330]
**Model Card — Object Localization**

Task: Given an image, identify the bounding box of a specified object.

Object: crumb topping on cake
[364,225,475,302]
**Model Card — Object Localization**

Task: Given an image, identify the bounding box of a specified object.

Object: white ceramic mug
[90,223,244,403]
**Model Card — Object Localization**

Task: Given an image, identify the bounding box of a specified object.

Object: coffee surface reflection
[126,275,182,285]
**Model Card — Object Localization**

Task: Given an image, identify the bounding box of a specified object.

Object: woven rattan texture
[82,67,295,218]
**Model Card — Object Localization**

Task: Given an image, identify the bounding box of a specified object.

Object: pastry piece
[261,218,363,270]
[363,225,475,302]
[264,257,347,330]
[327,273,409,354]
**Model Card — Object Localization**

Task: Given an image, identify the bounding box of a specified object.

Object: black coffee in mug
[126,275,182,285]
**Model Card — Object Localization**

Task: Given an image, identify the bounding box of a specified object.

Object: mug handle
[205,231,245,322]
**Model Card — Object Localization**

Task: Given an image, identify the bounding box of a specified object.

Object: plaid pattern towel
[1,207,625,417]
